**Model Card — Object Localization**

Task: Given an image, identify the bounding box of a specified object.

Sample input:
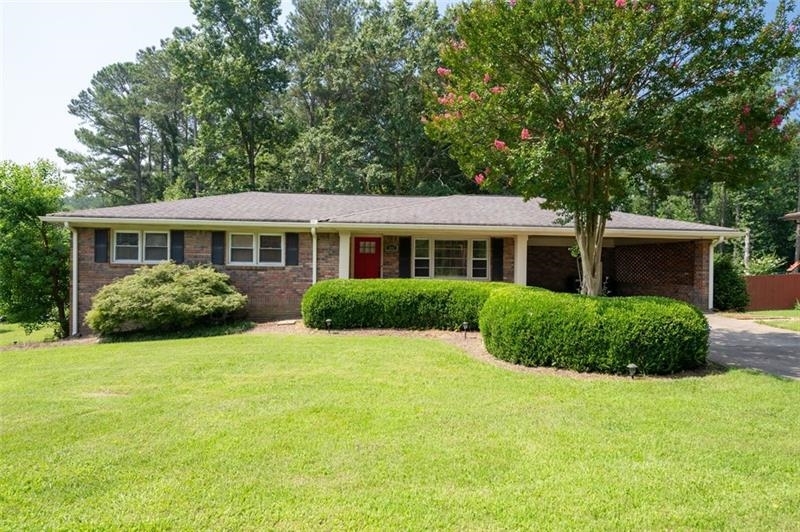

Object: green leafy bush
[745,253,785,275]
[714,254,750,311]
[479,288,708,375]
[302,279,512,330]
[85,262,247,335]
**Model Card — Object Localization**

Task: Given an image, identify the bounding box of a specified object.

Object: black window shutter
[211,231,225,265]
[398,237,411,278]
[94,229,110,263]
[285,232,299,266]
[170,230,185,264]
[491,238,504,281]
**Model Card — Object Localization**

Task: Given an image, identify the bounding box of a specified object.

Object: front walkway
[706,314,800,380]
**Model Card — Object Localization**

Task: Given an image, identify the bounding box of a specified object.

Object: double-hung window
[228,233,285,266]
[229,234,255,264]
[112,230,170,263]
[144,232,169,262]
[113,231,140,263]
[413,238,489,280]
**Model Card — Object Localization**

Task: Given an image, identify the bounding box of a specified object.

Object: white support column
[514,234,528,286]
[708,241,716,310]
[338,231,351,279]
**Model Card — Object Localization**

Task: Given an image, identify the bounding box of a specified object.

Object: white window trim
[413,238,432,278]
[470,240,489,280]
[112,230,142,264]
[227,232,286,267]
[258,233,285,266]
[412,237,490,280]
[228,233,256,265]
[143,231,170,264]
[112,230,172,264]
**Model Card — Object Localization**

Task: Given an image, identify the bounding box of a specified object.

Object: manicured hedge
[85,262,247,335]
[479,288,708,375]
[302,279,511,330]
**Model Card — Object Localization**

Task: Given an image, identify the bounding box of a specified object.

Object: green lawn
[1,333,798,529]
[724,309,800,332]
[0,322,55,347]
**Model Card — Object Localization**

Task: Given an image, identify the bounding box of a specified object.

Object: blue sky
[0,0,792,167]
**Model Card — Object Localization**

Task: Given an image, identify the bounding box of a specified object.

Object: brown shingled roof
[45,191,740,235]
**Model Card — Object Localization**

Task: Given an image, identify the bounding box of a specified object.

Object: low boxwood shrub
[479,288,708,375]
[713,254,750,311]
[85,262,247,336]
[302,279,512,330]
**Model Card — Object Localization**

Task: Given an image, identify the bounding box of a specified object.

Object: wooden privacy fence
[745,274,800,311]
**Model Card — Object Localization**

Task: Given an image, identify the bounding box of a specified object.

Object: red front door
[353,237,381,278]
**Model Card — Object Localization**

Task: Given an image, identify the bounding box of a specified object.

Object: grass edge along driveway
[2,333,798,530]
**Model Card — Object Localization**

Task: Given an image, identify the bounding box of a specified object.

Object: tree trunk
[574,211,606,296]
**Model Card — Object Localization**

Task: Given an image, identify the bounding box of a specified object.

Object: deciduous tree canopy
[427,0,799,294]
[0,161,70,337]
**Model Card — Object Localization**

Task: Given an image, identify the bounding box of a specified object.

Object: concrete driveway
[706,314,800,380]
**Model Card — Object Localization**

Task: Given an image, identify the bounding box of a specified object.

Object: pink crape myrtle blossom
[493,139,508,151]
[469,91,481,101]
[615,0,626,7]
[438,93,456,106]
[742,104,751,116]
[436,67,451,77]
[474,173,486,185]
[520,128,532,140]
[490,85,505,94]
[772,114,784,128]
[483,73,491,84]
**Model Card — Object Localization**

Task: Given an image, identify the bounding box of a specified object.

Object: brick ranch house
[44,192,741,336]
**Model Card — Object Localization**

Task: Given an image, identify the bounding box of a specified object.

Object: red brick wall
[526,241,709,308]
[76,228,341,334]
[317,233,339,281]
[382,236,400,278]
[527,246,615,293]
[614,240,709,308]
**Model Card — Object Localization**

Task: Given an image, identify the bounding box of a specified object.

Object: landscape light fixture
[462,321,469,339]
[325,318,332,333]
[626,363,638,379]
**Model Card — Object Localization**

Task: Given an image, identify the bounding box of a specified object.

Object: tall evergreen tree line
[59,0,467,206]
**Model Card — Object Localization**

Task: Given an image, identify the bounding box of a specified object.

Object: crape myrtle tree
[426,0,799,295]
[0,161,70,338]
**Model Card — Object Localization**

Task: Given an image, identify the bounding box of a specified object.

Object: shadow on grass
[98,320,255,343]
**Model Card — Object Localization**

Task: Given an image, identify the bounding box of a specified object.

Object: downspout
[310,220,318,285]
[67,223,79,336]
[709,238,724,311]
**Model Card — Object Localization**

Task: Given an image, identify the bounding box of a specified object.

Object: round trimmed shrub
[479,288,708,375]
[713,254,749,311]
[302,279,512,330]
[85,262,247,335]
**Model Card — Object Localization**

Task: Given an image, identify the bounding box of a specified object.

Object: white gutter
[41,215,743,241]
[67,223,79,336]
[310,220,318,284]
[42,216,314,230]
